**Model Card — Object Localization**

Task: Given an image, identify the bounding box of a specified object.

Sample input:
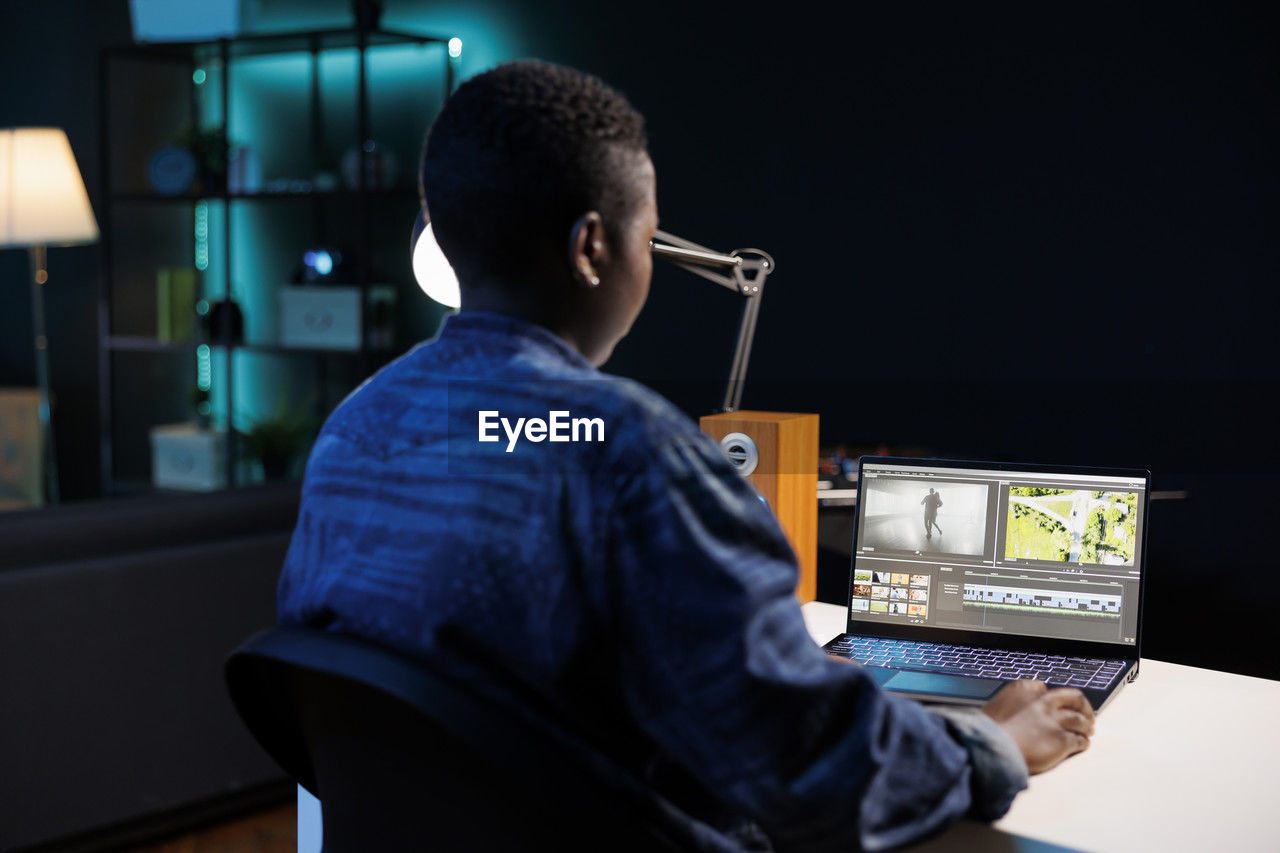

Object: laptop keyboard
[825,634,1127,690]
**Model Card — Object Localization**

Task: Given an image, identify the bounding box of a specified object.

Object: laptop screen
[852,461,1147,646]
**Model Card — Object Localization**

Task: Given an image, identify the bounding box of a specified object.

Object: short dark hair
[421,60,649,289]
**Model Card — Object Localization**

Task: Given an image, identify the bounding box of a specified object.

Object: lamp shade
[0,127,99,248]
[410,212,461,309]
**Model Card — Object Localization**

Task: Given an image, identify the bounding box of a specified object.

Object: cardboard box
[150,423,228,491]
[279,286,361,351]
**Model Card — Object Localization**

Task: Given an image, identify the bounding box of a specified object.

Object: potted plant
[239,410,316,481]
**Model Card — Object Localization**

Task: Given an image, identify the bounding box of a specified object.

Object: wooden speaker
[699,411,819,603]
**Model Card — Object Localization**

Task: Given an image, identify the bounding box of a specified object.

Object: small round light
[448,37,462,58]
[193,69,207,85]
[412,218,461,308]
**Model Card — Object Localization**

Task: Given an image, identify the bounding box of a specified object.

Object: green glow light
[194,201,209,271]
[197,344,212,391]
[448,37,462,58]
[193,68,207,85]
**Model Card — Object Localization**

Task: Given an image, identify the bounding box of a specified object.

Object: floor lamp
[0,128,100,504]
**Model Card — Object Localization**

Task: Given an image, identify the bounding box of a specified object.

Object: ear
[567,211,606,289]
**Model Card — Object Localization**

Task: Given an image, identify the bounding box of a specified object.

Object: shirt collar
[436,309,597,372]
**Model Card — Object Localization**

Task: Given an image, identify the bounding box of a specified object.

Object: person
[276,60,1094,851]
[922,487,944,538]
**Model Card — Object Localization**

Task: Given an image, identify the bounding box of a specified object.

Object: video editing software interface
[851,463,1146,645]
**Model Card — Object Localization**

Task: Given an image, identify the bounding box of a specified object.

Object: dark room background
[1,0,1276,676]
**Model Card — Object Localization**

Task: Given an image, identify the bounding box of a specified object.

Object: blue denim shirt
[277,310,1026,850]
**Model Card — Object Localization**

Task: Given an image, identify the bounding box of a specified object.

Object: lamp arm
[724,287,762,413]
[649,228,774,413]
[650,229,743,293]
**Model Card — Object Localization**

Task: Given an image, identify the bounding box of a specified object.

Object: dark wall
[583,2,1279,479]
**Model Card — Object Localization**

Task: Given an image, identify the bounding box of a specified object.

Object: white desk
[298,604,1280,852]
[802,600,1280,853]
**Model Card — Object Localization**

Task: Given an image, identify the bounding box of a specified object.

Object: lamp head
[0,127,99,249]
[411,208,461,309]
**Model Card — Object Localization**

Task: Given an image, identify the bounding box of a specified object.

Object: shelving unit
[98,26,456,494]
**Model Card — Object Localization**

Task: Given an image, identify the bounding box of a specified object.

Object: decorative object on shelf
[176,124,229,193]
[0,388,43,510]
[262,177,314,193]
[201,298,245,344]
[0,127,100,505]
[298,247,345,283]
[313,144,340,191]
[129,0,249,42]
[366,286,397,350]
[239,411,315,481]
[227,145,262,194]
[149,422,229,491]
[279,286,361,350]
[342,140,398,190]
[156,267,197,342]
[147,146,197,195]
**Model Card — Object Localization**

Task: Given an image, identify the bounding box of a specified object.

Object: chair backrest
[225,627,711,852]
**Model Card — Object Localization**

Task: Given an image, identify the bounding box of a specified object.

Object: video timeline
[963,584,1121,618]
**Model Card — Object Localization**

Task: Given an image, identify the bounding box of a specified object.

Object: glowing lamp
[407,206,773,412]
[0,127,100,503]
[410,211,461,309]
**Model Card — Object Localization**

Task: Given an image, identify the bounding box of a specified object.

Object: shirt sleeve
[604,432,1014,851]
[927,706,1029,821]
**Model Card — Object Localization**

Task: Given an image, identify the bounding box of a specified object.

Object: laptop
[823,457,1150,712]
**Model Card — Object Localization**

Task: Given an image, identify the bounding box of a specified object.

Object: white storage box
[279,286,362,351]
[150,423,228,491]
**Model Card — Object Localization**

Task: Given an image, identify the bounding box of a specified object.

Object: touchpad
[884,671,1005,700]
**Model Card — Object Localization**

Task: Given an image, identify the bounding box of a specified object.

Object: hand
[981,679,1095,774]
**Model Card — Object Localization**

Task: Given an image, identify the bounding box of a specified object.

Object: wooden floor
[126,804,296,853]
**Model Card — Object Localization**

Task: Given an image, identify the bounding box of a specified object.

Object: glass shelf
[104,27,450,63]
[104,335,399,358]
[110,188,420,203]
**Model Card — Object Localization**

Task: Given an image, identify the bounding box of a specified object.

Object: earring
[589,275,600,287]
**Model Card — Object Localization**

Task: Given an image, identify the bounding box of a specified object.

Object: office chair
[225,627,711,852]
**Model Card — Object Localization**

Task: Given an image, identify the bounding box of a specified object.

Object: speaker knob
[719,432,759,477]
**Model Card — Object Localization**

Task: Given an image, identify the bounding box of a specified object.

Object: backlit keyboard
[825,634,1127,690]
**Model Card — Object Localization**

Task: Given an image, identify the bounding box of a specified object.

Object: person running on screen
[922,487,944,538]
[277,60,1094,851]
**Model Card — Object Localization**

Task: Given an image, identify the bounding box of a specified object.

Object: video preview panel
[1004,487,1138,566]
[861,479,990,556]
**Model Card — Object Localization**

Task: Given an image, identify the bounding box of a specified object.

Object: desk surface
[802,600,1280,853]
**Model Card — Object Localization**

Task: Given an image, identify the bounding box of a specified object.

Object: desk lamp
[412,215,817,602]
[647,229,774,413]
[0,128,100,504]
[412,216,774,414]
